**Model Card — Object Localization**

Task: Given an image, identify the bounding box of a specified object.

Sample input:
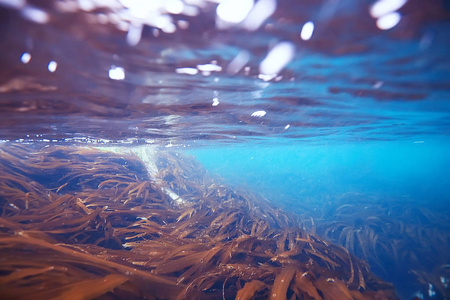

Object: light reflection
[53,0,197,41]
[97,13,108,24]
[376,12,401,30]
[47,61,57,72]
[212,97,219,106]
[258,73,276,81]
[108,66,125,80]
[0,0,26,9]
[120,0,154,19]
[165,0,184,14]
[54,0,79,12]
[126,23,143,46]
[300,21,314,41]
[78,0,95,11]
[21,5,49,23]
[226,51,250,75]
[259,41,295,77]
[175,67,198,75]
[161,22,176,33]
[153,15,176,33]
[373,81,383,89]
[242,0,276,31]
[428,284,436,298]
[116,20,129,32]
[251,110,266,117]
[370,0,407,18]
[182,4,199,17]
[196,63,222,72]
[370,0,406,31]
[177,20,189,29]
[20,52,31,64]
[216,0,254,24]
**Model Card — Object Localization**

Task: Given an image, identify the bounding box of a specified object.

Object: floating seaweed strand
[0,144,398,299]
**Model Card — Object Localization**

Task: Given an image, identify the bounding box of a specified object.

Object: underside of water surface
[0,0,449,299]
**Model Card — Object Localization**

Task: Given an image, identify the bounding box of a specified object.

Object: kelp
[0,144,398,299]
[236,280,267,300]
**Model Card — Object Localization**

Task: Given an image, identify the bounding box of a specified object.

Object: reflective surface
[1,0,449,145]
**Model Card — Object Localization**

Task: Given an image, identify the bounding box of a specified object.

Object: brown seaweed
[0,144,399,299]
[303,192,450,298]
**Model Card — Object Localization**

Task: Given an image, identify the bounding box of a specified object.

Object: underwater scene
[0,0,449,299]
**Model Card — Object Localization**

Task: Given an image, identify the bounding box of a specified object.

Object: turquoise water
[190,139,450,207]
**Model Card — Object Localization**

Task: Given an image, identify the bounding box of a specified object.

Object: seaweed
[0,144,398,299]
[303,193,450,298]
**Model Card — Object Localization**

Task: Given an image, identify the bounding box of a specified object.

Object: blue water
[190,139,450,299]
[190,139,450,207]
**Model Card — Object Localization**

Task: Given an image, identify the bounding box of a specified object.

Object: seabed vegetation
[300,193,450,298]
[0,144,405,299]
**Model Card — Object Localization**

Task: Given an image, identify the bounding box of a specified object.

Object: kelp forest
[0,144,446,299]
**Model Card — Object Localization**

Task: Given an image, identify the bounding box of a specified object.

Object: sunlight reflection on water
[0,0,449,147]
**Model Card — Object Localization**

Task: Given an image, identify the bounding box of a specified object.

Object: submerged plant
[0,144,398,299]
[302,193,450,298]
